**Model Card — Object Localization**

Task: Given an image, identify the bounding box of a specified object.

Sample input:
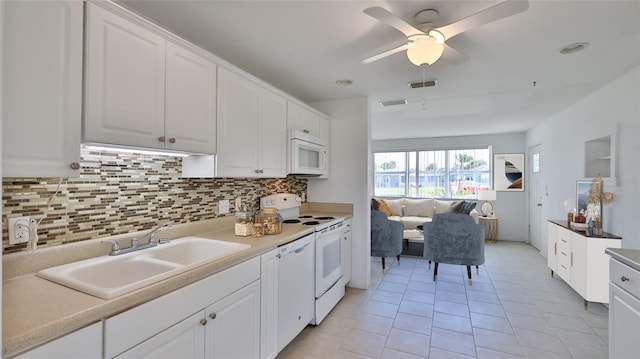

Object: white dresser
[606,248,640,359]
[547,220,622,309]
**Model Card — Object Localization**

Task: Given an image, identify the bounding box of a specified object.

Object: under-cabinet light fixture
[82,144,190,157]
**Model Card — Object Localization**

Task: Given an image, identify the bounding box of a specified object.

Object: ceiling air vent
[409,80,437,89]
[379,99,408,107]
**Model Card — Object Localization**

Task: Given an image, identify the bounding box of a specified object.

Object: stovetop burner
[302,221,320,226]
[283,219,301,224]
[314,216,335,220]
[299,215,313,219]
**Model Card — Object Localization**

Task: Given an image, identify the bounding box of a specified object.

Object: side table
[479,216,499,242]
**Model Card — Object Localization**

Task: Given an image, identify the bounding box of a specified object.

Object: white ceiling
[116,0,640,140]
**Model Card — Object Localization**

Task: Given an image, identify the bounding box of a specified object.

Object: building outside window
[374,146,492,199]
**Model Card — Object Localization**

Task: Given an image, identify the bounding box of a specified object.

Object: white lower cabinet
[341,219,353,285]
[115,312,205,359]
[260,248,280,359]
[117,281,260,359]
[104,257,260,358]
[204,281,261,359]
[13,322,102,359]
[608,258,640,358]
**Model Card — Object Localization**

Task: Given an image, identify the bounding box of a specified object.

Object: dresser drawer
[610,258,640,299]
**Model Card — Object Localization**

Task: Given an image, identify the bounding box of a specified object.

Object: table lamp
[478,189,497,217]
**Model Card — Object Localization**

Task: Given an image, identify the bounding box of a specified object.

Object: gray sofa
[376,198,479,241]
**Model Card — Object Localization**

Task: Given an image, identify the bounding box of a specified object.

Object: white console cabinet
[547,220,621,308]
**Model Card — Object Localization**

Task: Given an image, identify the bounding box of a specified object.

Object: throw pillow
[384,198,405,216]
[404,198,435,217]
[444,201,464,213]
[459,201,477,214]
[376,199,394,217]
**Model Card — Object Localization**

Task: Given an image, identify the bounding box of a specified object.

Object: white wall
[526,65,640,250]
[372,133,528,242]
[307,97,370,289]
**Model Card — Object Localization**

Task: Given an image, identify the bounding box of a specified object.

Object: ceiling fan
[362,0,529,66]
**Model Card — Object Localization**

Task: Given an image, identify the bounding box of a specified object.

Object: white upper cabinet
[216,67,287,178]
[85,2,166,149]
[2,0,83,177]
[287,101,320,137]
[165,41,217,154]
[84,2,216,154]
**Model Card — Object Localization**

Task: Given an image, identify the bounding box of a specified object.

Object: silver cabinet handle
[200,319,207,326]
[621,276,630,282]
[158,136,166,143]
[70,162,80,170]
[209,313,217,320]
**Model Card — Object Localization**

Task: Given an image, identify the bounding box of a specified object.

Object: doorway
[528,144,543,252]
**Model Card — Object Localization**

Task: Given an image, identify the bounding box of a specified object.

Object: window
[374,146,492,199]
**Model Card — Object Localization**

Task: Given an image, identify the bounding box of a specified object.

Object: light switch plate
[219,200,230,214]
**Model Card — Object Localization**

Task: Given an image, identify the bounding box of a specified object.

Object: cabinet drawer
[610,259,640,299]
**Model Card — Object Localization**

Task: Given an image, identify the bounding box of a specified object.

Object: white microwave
[289,131,327,176]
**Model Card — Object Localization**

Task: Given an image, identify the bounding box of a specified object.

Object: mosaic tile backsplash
[2,148,307,254]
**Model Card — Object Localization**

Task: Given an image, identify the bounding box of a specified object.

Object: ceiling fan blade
[436,0,529,40]
[363,6,424,38]
[361,43,410,64]
[441,44,470,65]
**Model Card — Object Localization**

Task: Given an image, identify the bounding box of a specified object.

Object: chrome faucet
[132,221,173,247]
[102,221,173,256]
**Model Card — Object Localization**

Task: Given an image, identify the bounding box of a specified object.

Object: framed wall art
[576,180,601,220]
[493,153,524,191]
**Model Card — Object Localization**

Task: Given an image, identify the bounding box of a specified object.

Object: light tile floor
[277,241,609,358]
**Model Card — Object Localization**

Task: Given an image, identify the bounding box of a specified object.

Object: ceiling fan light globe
[406,36,443,66]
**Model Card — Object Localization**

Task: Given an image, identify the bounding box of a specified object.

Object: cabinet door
[570,233,587,299]
[609,283,640,358]
[205,281,260,359]
[165,41,217,154]
[341,220,352,285]
[15,322,102,359]
[260,249,280,359]
[116,311,205,359]
[287,101,320,136]
[85,2,166,149]
[547,222,558,274]
[2,0,82,177]
[216,68,259,177]
[257,88,287,178]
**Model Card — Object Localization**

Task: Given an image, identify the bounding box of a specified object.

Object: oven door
[290,138,326,176]
[315,224,344,297]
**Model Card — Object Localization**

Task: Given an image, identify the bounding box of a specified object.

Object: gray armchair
[423,213,486,285]
[371,209,404,271]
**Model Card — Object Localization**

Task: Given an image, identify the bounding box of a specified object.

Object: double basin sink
[37,237,250,299]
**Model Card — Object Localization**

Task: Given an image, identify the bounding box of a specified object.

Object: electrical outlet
[235,198,242,212]
[219,200,230,215]
[8,216,30,244]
